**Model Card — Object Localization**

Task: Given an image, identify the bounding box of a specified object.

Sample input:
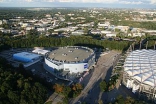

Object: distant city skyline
[0,0,156,8]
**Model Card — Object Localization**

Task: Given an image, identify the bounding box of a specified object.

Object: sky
[0,0,156,8]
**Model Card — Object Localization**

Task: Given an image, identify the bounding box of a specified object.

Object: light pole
[139,39,142,50]
[154,41,156,50]
[146,41,148,50]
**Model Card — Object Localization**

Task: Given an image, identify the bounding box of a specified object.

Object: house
[27,19,37,23]
[106,33,117,37]
[131,28,142,33]
[45,14,51,18]
[90,30,101,35]
[142,30,156,33]
[0,28,4,32]
[67,14,75,16]
[98,22,110,28]
[2,29,11,33]
[54,27,78,32]
[128,33,145,37]
[101,30,111,34]
[11,30,19,35]
[115,26,129,33]
[37,27,45,32]
[21,23,29,28]
[71,30,84,35]
[26,26,35,31]
[0,20,2,25]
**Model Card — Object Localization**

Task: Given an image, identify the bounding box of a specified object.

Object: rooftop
[124,49,156,87]
[48,46,93,62]
[14,52,41,60]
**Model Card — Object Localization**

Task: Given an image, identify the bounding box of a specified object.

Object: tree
[125,96,135,104]
[115,95,125,104]
[27,29,38,38]
[98,100,103,104]
[83,27,89,34]
[7,90,19,104]
[62,86,71,97]
[100,80,107,92]
[17,79,23,89]
[53,84,63,93]
[115,28,120,32]
[48,29,54,34]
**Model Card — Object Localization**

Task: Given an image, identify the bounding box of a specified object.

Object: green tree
[7,90,19,104]
[98,100,103,104]
[53,84,64,93]
[100,80,107,92]
[115,95,125,104]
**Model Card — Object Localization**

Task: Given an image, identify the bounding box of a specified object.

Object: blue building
[13,52,41,63]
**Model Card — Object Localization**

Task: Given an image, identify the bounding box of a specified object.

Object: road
[70,50,120,104]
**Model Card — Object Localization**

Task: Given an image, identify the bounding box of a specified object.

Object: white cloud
[120,1,143,4]
[0,0,14,3]
[0,0,155,6]
[44,0,55,2]
[25,0,33,2]
[46,0,119,3]
[46,0,156,4]
[59,0,74,2]
[150,0,156,4]
[78,0,119,3]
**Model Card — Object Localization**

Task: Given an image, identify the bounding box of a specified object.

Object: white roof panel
[124,49,156,87]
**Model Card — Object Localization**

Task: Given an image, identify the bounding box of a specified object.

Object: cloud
[49,0,147,4]
[0,0,155,7]
[0,0,13,3]
[120,1,143,4]
[59,0,74,2]
[24,0,33,2]
[150,0,156,4]
[44,0,55,2]
[42,0,119,3]
[75,0,119,3]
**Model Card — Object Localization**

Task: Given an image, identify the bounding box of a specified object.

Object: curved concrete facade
[44,46,95,74]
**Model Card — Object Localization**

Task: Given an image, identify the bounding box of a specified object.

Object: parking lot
[0,48,71,85]
[0,48,34,66]
[26,61,70,85]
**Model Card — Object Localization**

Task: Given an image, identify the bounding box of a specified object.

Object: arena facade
[123,49,156,100]
[44,46,95,77]
[13,52,41,67]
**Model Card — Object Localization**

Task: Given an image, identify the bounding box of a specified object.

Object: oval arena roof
[48,46,94,62]
[124,49,156,87]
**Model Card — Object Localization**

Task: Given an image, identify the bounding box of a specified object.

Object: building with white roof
[106,33,116,37]
[98,22,110,28]
[37,27,45,32]
[21,23,29,28]
[71,30,84,35]
[26,26,35,31]
[32,49,50,55]
[128,33,145,37]
[0,20,2,25]
[123,49,156,100]
[90,30,101,35]
[44,46,95,80]
[101,30,112,34]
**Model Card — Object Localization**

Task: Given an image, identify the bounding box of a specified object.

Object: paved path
[70,50,120,104]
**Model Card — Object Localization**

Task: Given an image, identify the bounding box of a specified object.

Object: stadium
[123,49,156,100]
[44,46,95,78]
